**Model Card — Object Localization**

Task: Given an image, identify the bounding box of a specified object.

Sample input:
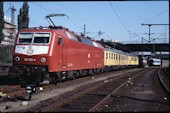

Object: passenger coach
[104,47,139,71]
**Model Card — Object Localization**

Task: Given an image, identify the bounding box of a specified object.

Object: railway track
[158,68,169,93]
[39,69,147,112]
[100,67,169,112]
[0,68,141,112]
[0,68,136,99]
[1,67,168,112]
[0,84,57,100]
[0,85,25,99]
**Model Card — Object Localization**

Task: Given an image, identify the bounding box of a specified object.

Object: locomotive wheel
[67,71,76,80]
[35,75,41,86]
[49,73,61,85]
[49,76,57,84]
[71,74,76,80]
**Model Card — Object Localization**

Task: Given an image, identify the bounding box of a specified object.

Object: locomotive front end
[12,30,52,85]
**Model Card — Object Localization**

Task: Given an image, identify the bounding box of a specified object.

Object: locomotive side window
[66,31,79,41]
[80,37,93,46]
[33,33,50,44]
[18,33,33,44]
[58,36,62,45]
[92,41,101,48]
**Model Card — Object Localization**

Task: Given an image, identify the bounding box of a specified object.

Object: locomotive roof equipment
[45,13,69,26]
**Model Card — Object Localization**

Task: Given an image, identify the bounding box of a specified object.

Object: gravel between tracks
[0,68,140,112]
[100,68,169,112]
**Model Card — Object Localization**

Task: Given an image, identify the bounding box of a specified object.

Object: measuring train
[9,25,142,85]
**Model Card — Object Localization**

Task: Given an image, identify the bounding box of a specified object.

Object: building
[0,16,16,47]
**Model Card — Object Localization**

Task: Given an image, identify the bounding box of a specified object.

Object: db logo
[27,49,34,54]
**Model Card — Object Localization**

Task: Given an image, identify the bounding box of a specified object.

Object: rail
[158,68,170,93]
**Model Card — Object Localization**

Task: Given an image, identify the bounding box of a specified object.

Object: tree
[0,2,4,43]
[18,1,29,30]
[18,8,23,30]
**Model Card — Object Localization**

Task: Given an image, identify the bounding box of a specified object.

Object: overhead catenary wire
[143,9,169,24]
[56,2,111,39]
[29,17,42,27]
[108,2,133,41]
[133,26,168,43]
[151,27,166,38]
[56,2,100,31]
[15,2,129,41]
[113,2,136,41]
[30,2,83,30]
[113,2,130,31]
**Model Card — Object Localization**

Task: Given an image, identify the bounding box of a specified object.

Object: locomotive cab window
[33,33,50,44]
[18,32,50,44]
[18,33,33,44]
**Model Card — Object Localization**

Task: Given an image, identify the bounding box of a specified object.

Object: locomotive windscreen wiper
[45,14,69,26]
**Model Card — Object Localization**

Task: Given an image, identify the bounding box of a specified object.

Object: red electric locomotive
[12,26,104,85]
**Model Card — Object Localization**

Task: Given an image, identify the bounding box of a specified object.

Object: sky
[3,1,169,44]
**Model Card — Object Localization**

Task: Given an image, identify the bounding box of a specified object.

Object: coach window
[110,53,111,59]
[106,52,108,59]
[108,52,110,59]
[109,53,110,59]
[108,52,109,59]
[107,52,109,59]
[111,53,113,59]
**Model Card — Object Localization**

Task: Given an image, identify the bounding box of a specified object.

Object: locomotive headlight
[40,57,46,63]
[15,56,20,62]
